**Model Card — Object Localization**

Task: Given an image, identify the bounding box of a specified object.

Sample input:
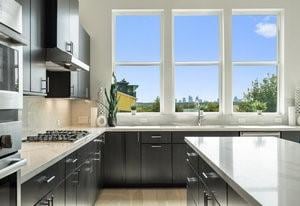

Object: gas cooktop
[26,130,89,142]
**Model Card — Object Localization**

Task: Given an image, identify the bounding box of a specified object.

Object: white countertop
[20,128,105,183]
[185,136,300,206]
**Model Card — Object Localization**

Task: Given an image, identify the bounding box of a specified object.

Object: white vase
[96,115,107,127]
[257,110,263,115]
[131,110,136,115]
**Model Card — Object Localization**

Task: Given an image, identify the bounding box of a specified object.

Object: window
[173,11,222,112]
[113,12,162,112]
[232,13,280,113]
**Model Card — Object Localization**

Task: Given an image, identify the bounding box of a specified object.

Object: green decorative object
[103,73,119,127]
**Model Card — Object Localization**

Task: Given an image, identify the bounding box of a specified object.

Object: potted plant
[253,101,267,115]
[103,73,119,127]
[131,104,137,115]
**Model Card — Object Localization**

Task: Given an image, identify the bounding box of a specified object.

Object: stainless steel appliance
[26,130,89,142]
[0,1,27,206]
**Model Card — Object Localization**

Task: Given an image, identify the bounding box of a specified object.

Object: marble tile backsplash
[22,96,72,137]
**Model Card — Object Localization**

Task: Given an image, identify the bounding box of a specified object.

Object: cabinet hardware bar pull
[202,172,208,179]
[187,177,197,183]
[46,176,56,183]
[72,159,78,163]
[186,152,197,157]
[151,136,162,139]
[151,145,162,148]
[46,77,50,93]
[93,139,102,143]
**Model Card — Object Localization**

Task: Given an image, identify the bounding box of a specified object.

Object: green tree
[236,74,277,112]
[152,97,160,112]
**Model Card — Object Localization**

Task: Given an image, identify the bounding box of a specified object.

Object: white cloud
[255,23,277,38]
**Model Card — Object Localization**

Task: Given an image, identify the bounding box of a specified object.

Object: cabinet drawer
[186,145,198,172]
[141,132,171,144]
[199,157,226,205]
[21,159,65,206]
[65,151,78,177]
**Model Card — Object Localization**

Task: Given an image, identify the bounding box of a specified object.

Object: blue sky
[115,15,277,103]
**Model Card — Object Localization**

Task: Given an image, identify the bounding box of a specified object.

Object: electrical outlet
[57,120,61,127]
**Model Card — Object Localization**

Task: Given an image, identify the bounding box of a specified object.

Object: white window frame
[172,10,224,114]
[112,10,164,113]
[231,9,284,114]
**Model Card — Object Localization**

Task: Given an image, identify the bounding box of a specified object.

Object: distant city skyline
[115,15,277,103]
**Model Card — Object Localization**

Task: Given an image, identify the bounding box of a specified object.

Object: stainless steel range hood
[0,0,28,45]
[46,47,90,71]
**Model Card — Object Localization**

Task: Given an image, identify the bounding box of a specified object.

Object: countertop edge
[185,137,262,206]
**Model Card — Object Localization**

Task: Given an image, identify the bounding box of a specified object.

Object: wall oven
[0,1,27,206]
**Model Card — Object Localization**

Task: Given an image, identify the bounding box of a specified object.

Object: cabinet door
[69,0,79,57]
[281,132,300,143]
[79,24,90,65]
[51,181,66,206]
[30,0,46,94]
[141,144,172,185]
[17,0,31,92]
[103,133,126,186]
[227,185,249,206]
[125,132,141,185]
[77,163,90,206]
[173,144,188,185]
[78,70,90,99]
[66,171,78,206]
[199,157,227,206]
[56,0,70,52]
[70,71,79,97]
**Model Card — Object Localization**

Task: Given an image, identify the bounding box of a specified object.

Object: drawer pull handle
[46,176,56,183]
[187,177,197,183]
[187,152,197,157]
[93,139,104,143]
[151,136,162,139]
[151,145,162,148]
[72,159,78,163]
[202,172,208,179]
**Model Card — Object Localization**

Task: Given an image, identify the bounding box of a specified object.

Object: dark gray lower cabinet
[187,144,249,206]
[141,144,172,185]
[103,132,126,186]
[173,144,187,185]
[125,132,141,185]
[281,131,300,143]
[22,136,103,206]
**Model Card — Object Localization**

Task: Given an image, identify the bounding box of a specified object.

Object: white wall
[77,0,300,125]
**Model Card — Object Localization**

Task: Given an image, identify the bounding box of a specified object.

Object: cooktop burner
[26,130,89,142]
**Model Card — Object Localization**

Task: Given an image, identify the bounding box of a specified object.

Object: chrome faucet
[197,103,205,126]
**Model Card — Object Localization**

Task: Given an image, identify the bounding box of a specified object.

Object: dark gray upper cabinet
[79,24,90,65]
[30,0,47,94]
[18,0,47,95]
[45,0,78,55]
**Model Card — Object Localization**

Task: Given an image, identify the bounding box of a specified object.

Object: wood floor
[94,188,187,206]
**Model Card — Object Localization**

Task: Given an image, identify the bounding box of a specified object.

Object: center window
[173,12,222,112]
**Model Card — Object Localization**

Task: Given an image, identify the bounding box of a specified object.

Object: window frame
[172,10,224,114]
[231,10,283,114]
[112,10,164,113]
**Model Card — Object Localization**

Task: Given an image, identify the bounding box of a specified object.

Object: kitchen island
[185,136,300,206]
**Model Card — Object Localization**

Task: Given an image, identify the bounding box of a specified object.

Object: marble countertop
[20,128,105,184]
[185,136,300,206]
